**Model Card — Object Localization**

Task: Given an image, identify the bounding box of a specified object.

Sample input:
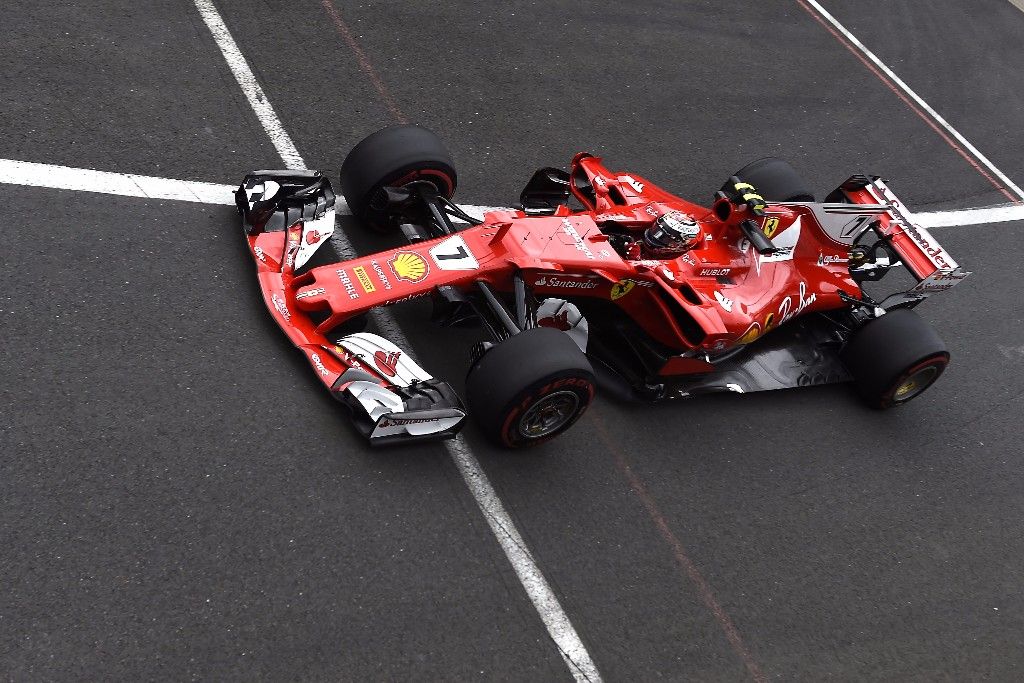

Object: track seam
[191,1,601,680]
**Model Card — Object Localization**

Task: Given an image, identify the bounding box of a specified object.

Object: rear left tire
[840,308,949,409]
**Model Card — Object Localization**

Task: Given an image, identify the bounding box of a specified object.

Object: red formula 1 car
[236,125,970,447]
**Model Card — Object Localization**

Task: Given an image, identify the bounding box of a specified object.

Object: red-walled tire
[340,124,457,231]
[466,328,595,448]
[840,308,950,409]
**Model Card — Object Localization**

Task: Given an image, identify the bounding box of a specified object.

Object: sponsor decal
[377,415,444,428]
[534,274,600,290]
[295,287,326,300]
[254,246,266,262]
[305,230,322,245]
[870,181,955,270]
[285,229,300,268]
[561,219,596,260]
[370,260,392,289]
[594,175,606,187]
[374,350,401,377]
[680,252,697,266]
[622,175,645,193]
[661,267,676,281]
[699,267,730,277]
[610,279,636,300]
[271,293,291,321]
[817,253,849,266]
[737,323,762,345]
[644,204,659,218]
[386,292,429,305]
[762,216,780,238]
[911,270,970,293]
[714,290,734,312]
[429,234,479,271]
[632,259,663,269]
[336,269,359,299]
[353,266,376,293]
[310,352,330,377]
[705,233,713,241]
[388,251,429,283]
[778,281,817,324]
[334,346,363,368]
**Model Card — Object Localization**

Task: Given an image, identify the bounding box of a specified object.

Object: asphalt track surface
[3,1,1024,680]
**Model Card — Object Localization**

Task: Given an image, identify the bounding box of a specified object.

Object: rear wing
[814,175,971,305]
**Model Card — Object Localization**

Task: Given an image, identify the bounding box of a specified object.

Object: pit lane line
[2,157,1023,231]
[189,1,602,681]
[803,0,1024,203]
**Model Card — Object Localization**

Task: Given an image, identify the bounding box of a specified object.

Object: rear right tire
[726,157,815,202]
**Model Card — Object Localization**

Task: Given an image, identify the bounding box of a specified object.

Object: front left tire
[466,328,596,448]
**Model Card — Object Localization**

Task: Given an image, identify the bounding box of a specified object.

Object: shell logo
[388,251,429,283]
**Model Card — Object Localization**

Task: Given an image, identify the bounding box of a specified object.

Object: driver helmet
[643,210,701,255]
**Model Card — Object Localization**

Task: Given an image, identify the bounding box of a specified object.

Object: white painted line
[5,156,1024,234]
[807,0,1024,202]
[0,158,236,204]
[189,2,602,680]
[1008,0,1024,15]
[193,0,305,170]
[916,203,1024,228]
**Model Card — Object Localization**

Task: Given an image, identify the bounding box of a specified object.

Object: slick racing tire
[466,327,596,448]
[340,124,457,231]
[840,308,950,409]
[726,157,815,202]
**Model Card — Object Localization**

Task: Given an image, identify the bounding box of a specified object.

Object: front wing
[236,170,467,446]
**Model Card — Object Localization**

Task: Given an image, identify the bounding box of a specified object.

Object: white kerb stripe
[915,203,1024,228]
[190,1,602,680]
[193,0,305,170]
[805,0,1024,202]
[4,157,1024,232]
[0,158,236,204]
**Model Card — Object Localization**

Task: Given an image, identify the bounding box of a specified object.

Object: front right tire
[339,124,457,231]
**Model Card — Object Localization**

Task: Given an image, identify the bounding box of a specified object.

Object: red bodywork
[245,155,949,388]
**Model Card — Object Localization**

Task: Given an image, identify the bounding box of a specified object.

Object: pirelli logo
[353,266,375,294]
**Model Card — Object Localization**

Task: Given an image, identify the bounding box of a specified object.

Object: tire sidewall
[876,353,949,409]
[497,371,595,448]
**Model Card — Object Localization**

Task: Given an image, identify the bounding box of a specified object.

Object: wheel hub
[518,390,580,439]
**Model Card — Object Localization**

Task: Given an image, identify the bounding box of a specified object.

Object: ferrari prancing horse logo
[762,216,780,238]
[610,279,636,301]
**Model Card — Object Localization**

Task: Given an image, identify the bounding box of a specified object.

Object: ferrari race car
[236,125,970,448]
